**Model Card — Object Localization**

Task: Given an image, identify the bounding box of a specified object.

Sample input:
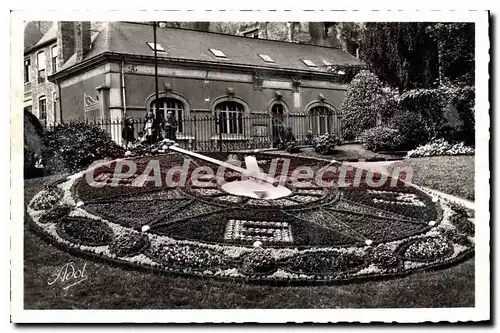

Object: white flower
[253,241,263,248]
[76,201,84,207]
[365,239,373,246]
[142,225,150,232]
[125,151,132,157]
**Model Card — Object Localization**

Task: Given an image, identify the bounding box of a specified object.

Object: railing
[86,112,344,152]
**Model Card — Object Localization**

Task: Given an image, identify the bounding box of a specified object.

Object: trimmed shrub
[43,122,125,174]
[360,127,404,152]
[313,133,342,155]
[341,70,397,140]
[406,138,474,158]
[389,111,430,150]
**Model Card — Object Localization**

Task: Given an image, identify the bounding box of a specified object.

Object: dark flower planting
[450,212,475,236]
[241,250,278,276]
[371,248,401,269]
[110,232,150,257]
[58,217,114,246]
[39,205,72,224]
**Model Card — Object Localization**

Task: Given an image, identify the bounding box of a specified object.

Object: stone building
[23,23,59,126]
[48,21,364,146]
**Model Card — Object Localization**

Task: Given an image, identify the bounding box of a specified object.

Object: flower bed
[27,151,475,285]
[406,139,474,158]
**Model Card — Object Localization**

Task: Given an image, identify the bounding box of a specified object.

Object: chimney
[75,21,91,63]
[57,22,75,65]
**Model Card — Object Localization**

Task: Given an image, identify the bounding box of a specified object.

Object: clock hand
[168,145,277,186]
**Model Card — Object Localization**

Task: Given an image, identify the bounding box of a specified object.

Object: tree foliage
[340,70,397,140]
[360,22,474,91]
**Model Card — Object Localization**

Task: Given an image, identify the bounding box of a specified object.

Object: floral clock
[27,152,475,284]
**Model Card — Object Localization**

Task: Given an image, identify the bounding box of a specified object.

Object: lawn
[390,156,475,201]
[23,176,474,309]
[279,144,404,162]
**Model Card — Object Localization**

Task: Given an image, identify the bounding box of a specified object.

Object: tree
[340,70,397,140]
[360,22,474,91]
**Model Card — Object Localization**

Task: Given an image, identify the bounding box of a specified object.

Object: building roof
[33,24,57,48]
[24,22,56,53]
[59,21,364,74]
[24,22,44,50]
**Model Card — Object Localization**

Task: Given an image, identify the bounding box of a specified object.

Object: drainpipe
[121,59,127,119]
[56,79,63,123]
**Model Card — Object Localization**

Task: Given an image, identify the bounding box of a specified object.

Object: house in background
[24,22,59,126]
[48,21,364,146]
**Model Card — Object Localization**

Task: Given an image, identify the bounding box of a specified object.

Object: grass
[24,176,474,309]
[390,156,475,201]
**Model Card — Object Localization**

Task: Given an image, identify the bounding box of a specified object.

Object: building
[49,21,364,147]
[24,23,59,126]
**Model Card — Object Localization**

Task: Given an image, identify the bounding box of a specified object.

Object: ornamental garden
[27,151,474,284]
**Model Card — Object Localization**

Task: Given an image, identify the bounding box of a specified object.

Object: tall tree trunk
[309,22,326,46]
[260,22,268,39]
[335,23,348,51]
[287,22,295,42]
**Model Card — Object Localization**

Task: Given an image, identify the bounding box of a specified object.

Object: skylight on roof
[259,54,275,63]
[209,48,227,58]
[302,59,317,67]
[147,42,166,53]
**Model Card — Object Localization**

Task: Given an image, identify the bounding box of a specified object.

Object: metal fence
[89,112,344,152]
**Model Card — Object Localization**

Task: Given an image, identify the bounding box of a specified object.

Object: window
[39,96,47,123]
[301,59,316,67]
[51,46,58,72]
[150,97,185,132]
[215,101,244,134]
[37,51,46,82]
[146,42,167,53]
[309,105,335,135]
[259,54,275,63]
[24,58,31,83]
[209,48,227,58]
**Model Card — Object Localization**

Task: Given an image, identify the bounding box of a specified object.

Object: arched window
[215,101,244,134]
[38,96,47,123]
[309,105,335,135]
[150,97,185,132]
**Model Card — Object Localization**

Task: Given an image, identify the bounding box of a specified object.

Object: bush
[278,140,301,154]
[43,122,125,174]
[406,138,474,158]
[341,70,397,140]
[24,110,45,178]
[399,85,475,146]
[389,111,430,150]
[360,127,404,152]
[313,133,342,155]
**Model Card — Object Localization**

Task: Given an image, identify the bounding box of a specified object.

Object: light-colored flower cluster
[406,138,475,158]
[224,219,293,243]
